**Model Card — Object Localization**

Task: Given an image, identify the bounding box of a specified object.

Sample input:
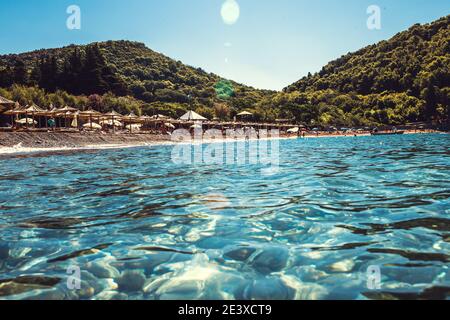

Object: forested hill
[0,15,449,126]
[283,15,449,125]
[0,40,271,118]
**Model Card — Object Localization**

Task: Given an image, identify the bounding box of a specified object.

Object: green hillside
[0,41,271,119]
[281,15,449,126]
[0,15,448,126]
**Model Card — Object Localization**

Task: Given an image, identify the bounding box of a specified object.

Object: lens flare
[221,0,240,25]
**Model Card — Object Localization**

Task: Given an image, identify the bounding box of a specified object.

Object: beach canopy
[80,109,102,117]
[179,110,207,121]
[0,96,15,111]
[123,112,140,122]
[56,106,78,114]
[237,111,253,117]
[46,106,59,115]
[104,110,123,118]
[4,103,24,115]
[15,118,37,125]
[0,96,14,104]
[24,105,46,114]
[83,122,102,130]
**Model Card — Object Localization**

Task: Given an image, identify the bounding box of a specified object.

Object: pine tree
[60,48,84,94]
[80,45,109,94]
[13,58,28,84]
[29,63,42,86]
[0,67,13,88]
[39,56,59,92]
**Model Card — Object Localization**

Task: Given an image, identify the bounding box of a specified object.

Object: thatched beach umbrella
[3,102,23,128]
[24,105,45,129]
[80,109,102,130]
[42,105,60,129]
[0,96,15,115]
[236,111,253,123]
[104,110,123,132]
[57,106,78,113]
[122,112,140,133]
[122,112,139,121]
[138,115,154,132]
[179,110,207,121]
[56,106,78,128]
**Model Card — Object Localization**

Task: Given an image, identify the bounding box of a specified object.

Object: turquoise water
[0,134,449,300]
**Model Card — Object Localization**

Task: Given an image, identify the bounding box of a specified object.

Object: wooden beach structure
[1,101,304,137]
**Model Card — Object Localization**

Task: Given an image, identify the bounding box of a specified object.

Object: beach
[0,130,444,155]
[0,131,171,149]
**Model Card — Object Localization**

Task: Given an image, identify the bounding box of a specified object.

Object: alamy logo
[367,265,381,289]
[171,128,280,175]
[66,5,81,30]
[367,5,381,30]
[67,265,81,290]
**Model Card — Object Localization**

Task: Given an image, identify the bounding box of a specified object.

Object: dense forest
[0,15,449,126]
[0,40,271,119]
[283,15,450,126]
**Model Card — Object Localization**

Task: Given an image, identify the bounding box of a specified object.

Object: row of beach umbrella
[2,103,225,133]
[2,99,294,132]
[3,104,182,131]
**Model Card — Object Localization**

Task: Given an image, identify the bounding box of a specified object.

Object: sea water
[0,134,448,300]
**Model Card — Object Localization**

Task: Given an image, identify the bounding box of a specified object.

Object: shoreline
[0,130,446,155]
[0,131,293,155]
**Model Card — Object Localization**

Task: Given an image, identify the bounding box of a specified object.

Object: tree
[79,45,109,94]
[39,56,59,92]
[13,58,28,84]
[421,84,438,121]
[0,67,13,88]
[87,94,104,111]
[214,103,230,120]
[60,48,84,94]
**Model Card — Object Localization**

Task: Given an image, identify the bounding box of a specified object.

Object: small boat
[371,131,405,136]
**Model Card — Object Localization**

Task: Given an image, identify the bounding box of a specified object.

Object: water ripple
[0,134,449,300]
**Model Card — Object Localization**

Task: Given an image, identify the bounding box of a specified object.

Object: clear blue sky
[0,0,448,90]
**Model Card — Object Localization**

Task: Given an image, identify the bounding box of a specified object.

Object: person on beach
[48,117,56,131]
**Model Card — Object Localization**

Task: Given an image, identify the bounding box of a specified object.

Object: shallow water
[0,134,449,300]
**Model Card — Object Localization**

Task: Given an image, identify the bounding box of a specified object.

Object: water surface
[0,134,449,300]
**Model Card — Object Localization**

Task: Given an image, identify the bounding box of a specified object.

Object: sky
[0,0,448,90]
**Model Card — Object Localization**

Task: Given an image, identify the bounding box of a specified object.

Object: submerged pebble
[86,261,120,279]
[251,247,289,274]
[243,278,294,300]
[224,247,256,261]
[116,270,146,292]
